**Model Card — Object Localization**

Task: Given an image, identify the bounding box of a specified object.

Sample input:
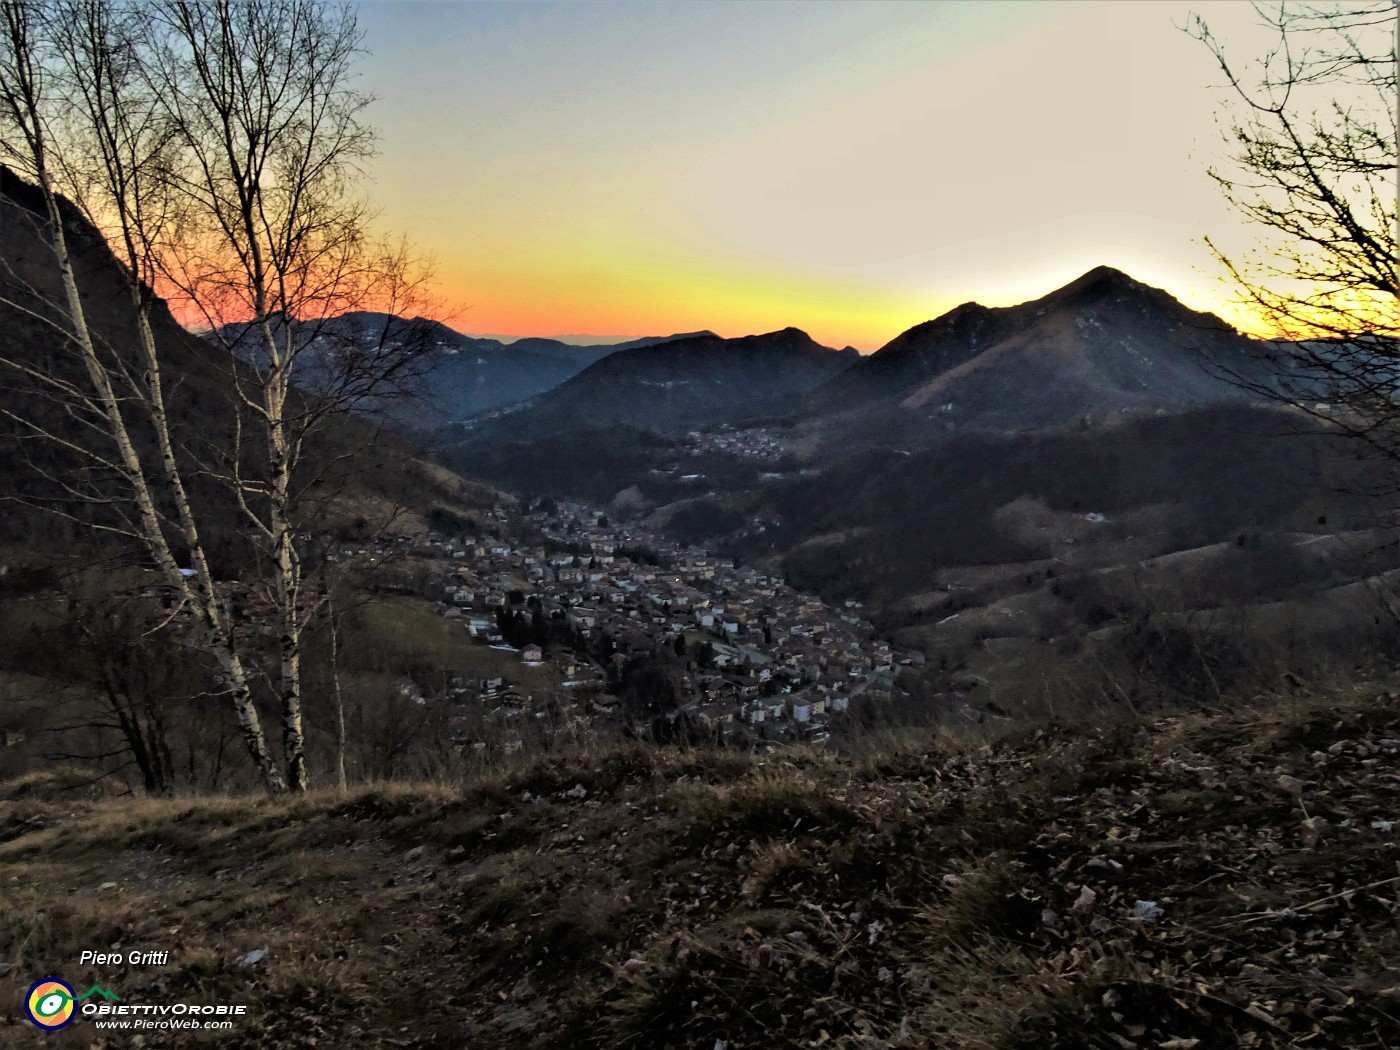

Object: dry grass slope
[2,687,1400,1048]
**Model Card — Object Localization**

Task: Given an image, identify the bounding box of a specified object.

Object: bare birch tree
[0,0,432,792]
[145,0,432,792]
[0,0,286,791]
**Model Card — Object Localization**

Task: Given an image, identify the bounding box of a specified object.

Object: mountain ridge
[465,326,858,440]
[220,312,721,429]
[795,265,1273,452]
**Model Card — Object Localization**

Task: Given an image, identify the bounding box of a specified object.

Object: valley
[432,269,1400,730]
[6,220,1382,785]
[4,2,1400,1046]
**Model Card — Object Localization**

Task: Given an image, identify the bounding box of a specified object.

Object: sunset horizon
[354,0,1298,350]
[443,258,1268,352]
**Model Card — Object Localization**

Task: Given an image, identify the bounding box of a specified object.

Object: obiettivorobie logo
[22,973,247,1033]
[25,978,120,1030]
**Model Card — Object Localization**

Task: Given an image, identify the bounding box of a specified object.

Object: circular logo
[25,978,76,1030]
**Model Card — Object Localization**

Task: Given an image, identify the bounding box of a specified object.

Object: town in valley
[331,499,912,756]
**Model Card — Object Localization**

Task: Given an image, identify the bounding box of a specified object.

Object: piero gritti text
[80,950,170,966]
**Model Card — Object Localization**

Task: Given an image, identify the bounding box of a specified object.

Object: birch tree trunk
[150,0,424,792]
[1,0,432,794]
[328,590,348,792]
[0,0,286,792]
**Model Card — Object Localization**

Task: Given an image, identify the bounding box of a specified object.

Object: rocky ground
[2,684,1399,1048]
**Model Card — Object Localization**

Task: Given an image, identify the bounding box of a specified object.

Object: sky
[354,0,1302,351]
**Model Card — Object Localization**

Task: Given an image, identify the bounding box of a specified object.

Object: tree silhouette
[1190,4,1400,474]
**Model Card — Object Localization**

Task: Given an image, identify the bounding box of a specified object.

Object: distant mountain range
[442,265,1281,496]
[218,311,718,429]
[465,326,857,440]
[310,266,1270,452]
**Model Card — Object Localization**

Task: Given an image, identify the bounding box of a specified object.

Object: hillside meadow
[3,679,1399,1048]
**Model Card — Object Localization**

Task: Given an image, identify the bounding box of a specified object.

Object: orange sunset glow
[352,1,1304,349]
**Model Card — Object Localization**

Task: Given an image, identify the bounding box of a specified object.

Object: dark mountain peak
[945,299,992,318]
[507,336,571,353]
[1032,266,1240,340]
[649,330,718,344]
[734,326,818,348]
[802,302,1011,411]
[470,325,856,440]
[1061,264,1138,291]
[605,328,845,362]
[1036,265,1175,313]
[807,265,1260,421]
[646,331,728,352]
[511,330,720,354]
[877,267,1164,357]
